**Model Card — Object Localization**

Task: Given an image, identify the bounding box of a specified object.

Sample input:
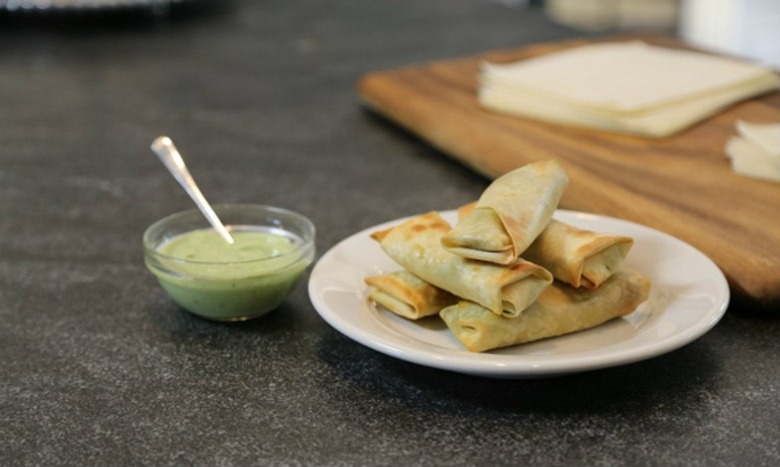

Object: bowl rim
[143,203,316,266]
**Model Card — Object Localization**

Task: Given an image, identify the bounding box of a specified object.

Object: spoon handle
[151,136,235,244]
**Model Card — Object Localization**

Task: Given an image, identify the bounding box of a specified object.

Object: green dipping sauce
[149,227,312,321]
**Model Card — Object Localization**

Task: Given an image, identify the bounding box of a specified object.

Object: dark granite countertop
[1,1,778,465]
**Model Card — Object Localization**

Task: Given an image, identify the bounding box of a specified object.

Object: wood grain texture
[357,36,780,309]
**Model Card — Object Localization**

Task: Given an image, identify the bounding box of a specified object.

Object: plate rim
[308,209,730,378]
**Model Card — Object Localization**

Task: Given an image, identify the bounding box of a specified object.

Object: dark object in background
[0,0,232,31]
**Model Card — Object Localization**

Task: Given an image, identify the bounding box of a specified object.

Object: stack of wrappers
[364,160,651,352]
[726,121,780,183]
[478,41,780,138]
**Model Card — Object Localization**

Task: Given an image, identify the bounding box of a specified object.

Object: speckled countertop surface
[1,1,778,465]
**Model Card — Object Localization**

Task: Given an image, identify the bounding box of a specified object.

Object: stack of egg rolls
[364,159,650,352]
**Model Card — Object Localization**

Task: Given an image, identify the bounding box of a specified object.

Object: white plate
[308,210,729,378]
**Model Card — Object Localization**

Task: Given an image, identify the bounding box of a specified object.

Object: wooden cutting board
[357,35,780,310]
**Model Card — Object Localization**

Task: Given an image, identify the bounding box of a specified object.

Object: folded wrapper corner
[725,120,780,183]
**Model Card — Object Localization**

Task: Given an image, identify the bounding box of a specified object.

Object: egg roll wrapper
[458,203,633,288]
[442,160,569,265]
[365,270,458,320]
[371,211,553,317]
[440,270,651,352]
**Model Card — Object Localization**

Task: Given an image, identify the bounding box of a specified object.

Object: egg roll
[442,159,569,265]
[440,270,651,352]
[458,202,632,288]
[522,220,633,288]
[372,211,553,317]
[365,270,458,320]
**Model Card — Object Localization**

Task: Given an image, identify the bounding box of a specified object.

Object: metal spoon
[151,136,235,244]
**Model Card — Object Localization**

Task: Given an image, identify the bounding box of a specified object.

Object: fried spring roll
[365,270,458,320]
[440,270,651,352]
[442,160,569,265]
[458,202,633,288]
[371,211,552,318]
[523,220,633,288]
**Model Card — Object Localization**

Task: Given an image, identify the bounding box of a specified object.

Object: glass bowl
[143,204,315,322]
